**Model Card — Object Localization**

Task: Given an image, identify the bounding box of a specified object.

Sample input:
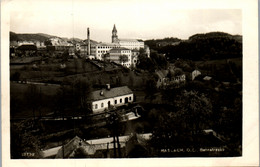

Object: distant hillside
[145,37,182,49]
[189,32,242,43]
[146,32,242,61]
[82,39,99,45]
[36,33,55,39]
[10,32,98,44]
[10,32,54,42]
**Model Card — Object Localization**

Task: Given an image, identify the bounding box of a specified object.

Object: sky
[8,0,242,42]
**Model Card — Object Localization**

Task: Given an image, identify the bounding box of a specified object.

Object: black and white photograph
[1,0,259,166]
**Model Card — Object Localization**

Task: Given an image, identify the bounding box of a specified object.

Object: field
[10,57,152,119]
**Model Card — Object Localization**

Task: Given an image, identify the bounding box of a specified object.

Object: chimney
[100,91,104,96]
[106,84,110,90]
[87,27,90,56]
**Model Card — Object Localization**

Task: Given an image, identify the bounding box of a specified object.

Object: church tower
[112,24,118,43]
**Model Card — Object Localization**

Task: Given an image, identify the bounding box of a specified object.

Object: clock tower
[112,24,118,43]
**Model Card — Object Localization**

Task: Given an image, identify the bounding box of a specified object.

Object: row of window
[121,50,130,53]
[97,46,119,49]
[93,96,132,109]
[98,50,109,53]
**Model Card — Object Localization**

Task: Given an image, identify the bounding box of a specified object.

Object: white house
[172,74,186,83]
[89,85,134,113]
[192,70,201,80]
[155,70,168,88]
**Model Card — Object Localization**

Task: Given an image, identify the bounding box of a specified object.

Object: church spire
[112,24,117,33]
[112,24,118,43]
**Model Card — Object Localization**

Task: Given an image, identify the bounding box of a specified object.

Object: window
[95,104,98,109]
[129,96,132,101]
[120,99,122,103]
[101,103,104,108]
[115,100,117,104]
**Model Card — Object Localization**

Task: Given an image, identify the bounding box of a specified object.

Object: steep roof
[90,86,133,101]
[118,38,143,42]
[112,24,117,32]
[155,70,168,79]
[92,42,120,47]
[16,44,37,50]
[55,136,91,158]
[109,47,130,53]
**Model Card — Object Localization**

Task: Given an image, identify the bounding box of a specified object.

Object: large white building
[89,85,134,113]
[90,42,120,60]
[112,24,144,50]
[117,39,144,50]
[85,25,149,68]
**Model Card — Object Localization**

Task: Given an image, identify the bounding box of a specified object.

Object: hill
[145,32,242,61]
[145,37,182,49]
[10,32,55,42]
[10,32,98,44]
[189,32,242,43]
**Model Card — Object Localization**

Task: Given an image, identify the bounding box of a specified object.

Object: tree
[139,48,145,55]
[150,51,168,69]
[103,53,110,62]
[10,72,21,81]
[72,79,92,113]
[102,53,110,70]
[152,90,212,152]
[44,40,52,46]
[137,54,155,72]
[26,84,42,121]
[107,111,123,157]
[144,79,157,102]
[174,90,212,134]
[55,84,73,115]
[119,55,129,65]
[73,59,80,73]
[128,72,135,88]
[11,119,42,158]
[62,49,70,63]
[73,147,90,158]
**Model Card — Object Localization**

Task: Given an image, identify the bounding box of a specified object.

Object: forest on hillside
[145,32,242,61]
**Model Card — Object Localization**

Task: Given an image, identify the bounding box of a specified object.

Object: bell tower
[112,24,118,43]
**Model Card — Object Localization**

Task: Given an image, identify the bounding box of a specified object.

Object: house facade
[90,42,120,60]
[172,74,186,83]
[155,70,168,88]
[109,47,132,68]
[192,70,201,80]
[112,24,144,50]
[90,86,134,113]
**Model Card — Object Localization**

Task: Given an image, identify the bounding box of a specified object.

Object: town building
[144,45,150,58]
[84,26,148,68]
[90,42,120,60]
[89,85,134,113]
[172,74,186,83]
[49,37,72,46]
[131,49,139,68]
[40,133,152,158]
[192,70,201,80]
[155,70,168,88]
[15,44,37,57]
[111,24,144,50]
[109,47,132,68]
[55,136,94,158]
